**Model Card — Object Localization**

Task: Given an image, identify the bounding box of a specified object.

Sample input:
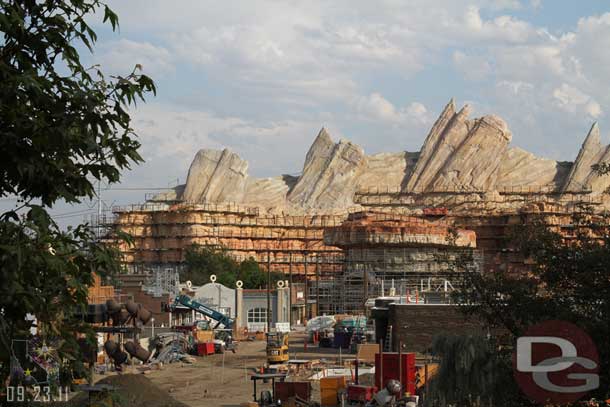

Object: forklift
[266,332,289,364]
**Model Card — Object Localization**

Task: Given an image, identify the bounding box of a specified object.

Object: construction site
[8,100,609,407]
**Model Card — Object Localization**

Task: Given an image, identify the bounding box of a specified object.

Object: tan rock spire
[404,98,456,191]
[562,122,602,192]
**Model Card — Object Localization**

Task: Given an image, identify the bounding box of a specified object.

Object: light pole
[267,249,271,332]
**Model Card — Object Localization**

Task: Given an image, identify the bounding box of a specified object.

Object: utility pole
[315,256,320,317]
[304,254,308,320]
[96,179,102,240]
[288,252,293,327]
[267,249,271,333]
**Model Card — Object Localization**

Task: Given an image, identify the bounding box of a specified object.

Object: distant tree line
[181,244,284,289]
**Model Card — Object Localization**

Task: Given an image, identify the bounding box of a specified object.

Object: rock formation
[496,148,569,189]
[182,148,248,203]
[162,99,610,213]
[287,128,366,210]
[561,123,610,193]
[430,114,511,191]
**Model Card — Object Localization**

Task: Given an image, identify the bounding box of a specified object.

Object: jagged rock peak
[302,127,334,171]
[404,98,457,191]
[456,103,472,119]
[288,128,366,210]
[585,122,600,146]
[404,100,514,192]
[182,148,248,203]
[479,114,511,142]
[562,122,603,192]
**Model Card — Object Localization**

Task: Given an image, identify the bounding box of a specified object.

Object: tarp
[305,315,336,332]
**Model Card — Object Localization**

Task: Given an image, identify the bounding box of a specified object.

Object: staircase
[383,325,393,352]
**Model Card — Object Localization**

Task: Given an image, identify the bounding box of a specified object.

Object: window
[247,307,267,323]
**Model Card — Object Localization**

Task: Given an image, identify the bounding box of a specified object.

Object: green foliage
[456,214,610,402]
[0,0,155,206]
[238,258,269,289]
[426,335,523,407]
[182,245,283,289]
[0,0,154,386]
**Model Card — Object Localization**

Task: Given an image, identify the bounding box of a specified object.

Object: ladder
[384,325,393,352]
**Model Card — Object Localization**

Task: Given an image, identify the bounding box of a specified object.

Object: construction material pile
[149,333,196,364]
[306,316,335,334]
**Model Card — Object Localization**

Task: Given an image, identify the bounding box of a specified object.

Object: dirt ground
[86,331,348,407]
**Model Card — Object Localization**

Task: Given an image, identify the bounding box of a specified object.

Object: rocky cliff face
[166,99,609,212]
[287,128,366,210]
[182,148,248,203]
[430,114,512,191]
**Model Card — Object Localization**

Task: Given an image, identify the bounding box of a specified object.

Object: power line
[53,211,95,220]
[103,187,176,191]
[49,209,93,218]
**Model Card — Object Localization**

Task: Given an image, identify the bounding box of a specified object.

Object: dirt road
[90,331,346,407]
[145,340,269,407]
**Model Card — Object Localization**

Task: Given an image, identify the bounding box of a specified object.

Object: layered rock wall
[112,203,343,276]
[113,99,610,286]
[165,99,610,214]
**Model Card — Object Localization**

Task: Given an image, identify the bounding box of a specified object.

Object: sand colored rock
[172,99,609,212]
[406,104,473,192]
[356,152,418,192]
[562,123,603,192]
[324,212,476,248]
[287,128,366,209]
[404,99,456,192]
[585,145,610,193]
[243,175,296,212]
[431,114,512,191]
[497,147,569,188]
[182,148,248,203]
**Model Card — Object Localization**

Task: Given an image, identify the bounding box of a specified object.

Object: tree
[182,245,240,287]
[238,258,269,289]
[456,212,610,403]
[0,0,155,387]
[182,244,283,289]
[425,335,521,407]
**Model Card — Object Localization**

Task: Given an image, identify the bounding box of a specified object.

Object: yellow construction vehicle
[266,332,289,364]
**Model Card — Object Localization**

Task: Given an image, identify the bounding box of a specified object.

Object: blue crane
[170,294,234,329]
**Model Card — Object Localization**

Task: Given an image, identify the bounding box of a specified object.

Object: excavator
[169,294,236,352]
[266,331,289,364]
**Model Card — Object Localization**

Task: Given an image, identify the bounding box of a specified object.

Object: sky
[4,0,610,227]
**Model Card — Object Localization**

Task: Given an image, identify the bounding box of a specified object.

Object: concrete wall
[388,304,487,353]
[238,288,290,331]
[192,283,236,318]
[241,290,278,332]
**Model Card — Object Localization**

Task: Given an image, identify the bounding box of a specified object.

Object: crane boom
[171,294,233,329]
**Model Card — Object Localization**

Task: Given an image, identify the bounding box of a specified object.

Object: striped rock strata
[164,100,610,212]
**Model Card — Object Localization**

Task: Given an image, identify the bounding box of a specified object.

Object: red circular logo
[513,320,599,405]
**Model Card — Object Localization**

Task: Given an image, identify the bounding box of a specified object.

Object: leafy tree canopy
[425,335,521,407]
[456,214,610,403]
[182,245,283,289]
[0,0,154,386]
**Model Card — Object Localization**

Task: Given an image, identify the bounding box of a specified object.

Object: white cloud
[130,104,328,177]
[353,93,431,125]
[461,6,538,43]
[489,0,523,10]
[95,39,174,78]
[453,51,492,80]
[552,84,602,118]
[93,1,610,165]
[496,80,534,95]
